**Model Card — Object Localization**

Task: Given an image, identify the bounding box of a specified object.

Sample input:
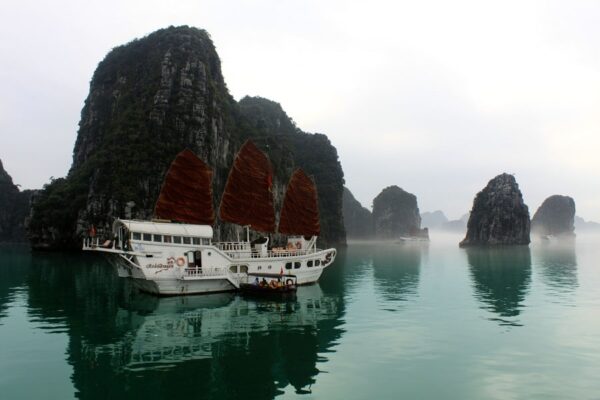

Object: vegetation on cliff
[29,26,345,249]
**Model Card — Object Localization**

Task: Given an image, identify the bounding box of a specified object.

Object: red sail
[154,149,215,225]
[219,140,276,232]
[278,169,320,236]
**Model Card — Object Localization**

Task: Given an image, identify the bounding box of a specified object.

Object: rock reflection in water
[466,246,531,326]
[0,245,32,324]
[534,243,578,298]
[22,251,345,399]
[372,244,424,306]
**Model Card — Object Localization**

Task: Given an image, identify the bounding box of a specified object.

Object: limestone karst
[372,185,428,239]
[460,173,530,247]
[531,195,576,238]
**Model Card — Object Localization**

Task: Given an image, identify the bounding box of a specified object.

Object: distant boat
[396,236,429,243]
[83,140,337,296]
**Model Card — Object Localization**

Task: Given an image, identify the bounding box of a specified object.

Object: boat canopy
[116,219,213,238]
[219,140,276,233]
[154,149,215,225]
[278,168,320,236]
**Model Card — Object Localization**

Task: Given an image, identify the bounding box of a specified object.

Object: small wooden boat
[239,273,297,296]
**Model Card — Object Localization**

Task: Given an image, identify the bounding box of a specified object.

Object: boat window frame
[192,237,201,245]
[285,262,292,270]
[173,236,182,244]
[315,259,321,267]
[183,237,191,245]
[307,260,313,268]
[153,234,162,243]
[294,262,301,269]
[132,232,141,241]
[143,233,152,241]
[163,235,172,243]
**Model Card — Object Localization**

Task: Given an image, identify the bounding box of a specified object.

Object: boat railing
[214,242,252,252]
[83,236,116,250]
[223,247,323,259]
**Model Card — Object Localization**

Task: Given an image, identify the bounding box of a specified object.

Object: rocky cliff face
[28,26,345,249]
[372,185,426,239]
[0,160,32,242]
[460,173,530,247]
[531,195,576,237]
[342,187,373,238]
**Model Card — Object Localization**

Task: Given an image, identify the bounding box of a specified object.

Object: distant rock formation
[574,216,600,232]
[441,213,469,232]
[420,210,448,229]
[460,173,530,247]
[342,187,373,238]
[372,185,428,239]
[0,160,33,242]
[27,26,346,250]
[531,195,575,238]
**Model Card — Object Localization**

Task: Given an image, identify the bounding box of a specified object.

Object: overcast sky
[1,0,599,221]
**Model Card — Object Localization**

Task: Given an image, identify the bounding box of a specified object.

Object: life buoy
[176,257,186,267]
[286,278,294,286]
[295,241,302,249]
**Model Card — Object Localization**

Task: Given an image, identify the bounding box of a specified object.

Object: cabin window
[163,235,172,243]
[143,233,152,241]
[183,237,191,244]
[268,265,272,269]
[132,232,141,240]
[153,235,162,242]
[173,236,182,244]
[192,238,201,245]
[229,265,238,273]
[294,262,301,269]
[240,265,248,273]
[307,260,313,268]
[315,259,321,267]
[258,266,262,270]
[285,262,292,270]
[202,238,211,245]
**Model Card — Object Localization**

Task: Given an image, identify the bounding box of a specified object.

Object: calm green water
[2,235,600,399]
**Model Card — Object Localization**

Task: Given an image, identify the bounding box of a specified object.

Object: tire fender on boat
[176,257,186,267]
[286,278,294,286]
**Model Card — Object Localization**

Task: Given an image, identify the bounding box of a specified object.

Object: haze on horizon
[1,0,599,221]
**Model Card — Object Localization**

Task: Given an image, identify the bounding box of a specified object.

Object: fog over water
[1,1,600,221]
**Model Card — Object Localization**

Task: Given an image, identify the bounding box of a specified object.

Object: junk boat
[82,140,337,296]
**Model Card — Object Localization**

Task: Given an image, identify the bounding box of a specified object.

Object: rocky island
[342,187,373,239]
[372,185,428,240]
[531,195,576,238]
[0,160,33,243]
[460,173,530,247]
[28,26,346,250]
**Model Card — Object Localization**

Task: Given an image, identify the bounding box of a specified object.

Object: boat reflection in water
[73,277,344,397]
[466,246,532,327]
